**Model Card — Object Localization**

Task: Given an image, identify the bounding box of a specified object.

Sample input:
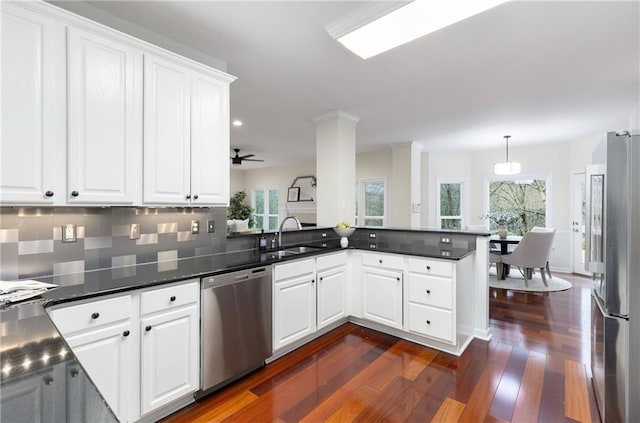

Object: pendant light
[494,135,521,175]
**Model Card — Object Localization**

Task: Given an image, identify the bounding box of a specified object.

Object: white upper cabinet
[67,27,142,204]
[190,71,230,205]
[144,54,233,206]
[1,1,234,206]
[1,4,66,204]
[143,53,191,205]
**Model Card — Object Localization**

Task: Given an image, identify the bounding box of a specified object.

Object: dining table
[489,235,522,279]
[489,235,522,254]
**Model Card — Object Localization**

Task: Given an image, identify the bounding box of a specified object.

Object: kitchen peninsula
[1,227,490,423]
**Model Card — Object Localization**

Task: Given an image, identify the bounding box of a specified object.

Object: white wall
[231,160,317,224]
[356,149,392,180]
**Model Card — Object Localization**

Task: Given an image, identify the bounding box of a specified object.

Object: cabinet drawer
[49,294,132,335]
[407,303,454,344]
[316,251,347,271]
[407,257,453,277]
[361,252,404,270]
[274,258,315,281]
[140,280,199,315]
[408,274,453,309]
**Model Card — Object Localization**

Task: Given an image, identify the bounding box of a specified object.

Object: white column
[313,110,359,227]
[390,142,422,228]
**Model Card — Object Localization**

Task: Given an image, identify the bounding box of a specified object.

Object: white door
[362,267,403,329]
[143,54,191,205]
[65,322,134,422]
[140,304,199,416]
[67,27,142,204]
[1,5,66,204]
[572,172,589,275]
[190,70,229,205]
[273,274,316,350]
[317,267,346,329]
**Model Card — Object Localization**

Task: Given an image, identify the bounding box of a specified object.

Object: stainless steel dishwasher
[199,266,272,396]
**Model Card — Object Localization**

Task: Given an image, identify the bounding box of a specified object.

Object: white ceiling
[56,1,639,169]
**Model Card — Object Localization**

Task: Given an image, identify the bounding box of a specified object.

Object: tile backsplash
[0,207,228,280]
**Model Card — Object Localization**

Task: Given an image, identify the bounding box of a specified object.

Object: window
[486,177,549,235]
[356,179,386,227]
[437,178,466,230]
[252,188,279,230]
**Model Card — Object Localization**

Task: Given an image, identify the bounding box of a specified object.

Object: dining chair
[497,228,556,287]
[530,226,555,279]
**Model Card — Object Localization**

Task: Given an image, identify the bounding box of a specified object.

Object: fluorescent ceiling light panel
[335,0,509,59]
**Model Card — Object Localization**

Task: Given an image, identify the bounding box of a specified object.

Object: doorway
[571,172,589,275]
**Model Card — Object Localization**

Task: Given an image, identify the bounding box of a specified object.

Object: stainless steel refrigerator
[587,131,640,422]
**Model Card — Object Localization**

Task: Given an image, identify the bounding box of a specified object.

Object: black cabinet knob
[193,194,199,200]
[170,296,176,302]
[122,330,130,337]
[44,377,54,385]
[186,194,191,199]
[426,320,431,325]
[320,277,324,281]
[45,191,54,197]
[311,279,315,284]
[145,325,152,332]
[379,259,383,264]
[71,190,79,197]
[396,277,400,281]
[426,290,431,294]
[91,312,100,319]
[426,266,431,270]
[70,370,79,378]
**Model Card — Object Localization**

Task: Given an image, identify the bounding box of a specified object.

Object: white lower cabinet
[361,266,403,329]
[316,256,347,329]
[47,279,199,422]
[0,365,65,423]
[140,303,199,414]
[273,259,316,350]
[406,257,457,344]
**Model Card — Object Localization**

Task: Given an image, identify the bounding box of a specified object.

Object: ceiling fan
[230,148,264,165]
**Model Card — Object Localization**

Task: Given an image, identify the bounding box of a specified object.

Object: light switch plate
[62,224,76,243]
[440,236,452,244]
[191,220,200,234]
[207,220,215,233]
[369,233,376,239]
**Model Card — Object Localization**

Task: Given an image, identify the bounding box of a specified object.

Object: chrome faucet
[278,216,302,249]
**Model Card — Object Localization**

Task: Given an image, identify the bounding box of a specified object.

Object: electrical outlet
[369,233,376,239]
[440,236,452,244]
[62,224,76,243]
[369,243,377,249]
[130,223,141,240]
[191,220,200,234]
[207,220,215,233]
[321,232,327,238]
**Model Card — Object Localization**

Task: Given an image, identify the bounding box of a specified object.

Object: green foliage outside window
[489,180,546,235]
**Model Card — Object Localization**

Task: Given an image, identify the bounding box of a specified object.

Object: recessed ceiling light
[232,119,243,127]
[328,0,509,60]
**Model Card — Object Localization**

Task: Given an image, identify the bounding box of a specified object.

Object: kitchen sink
[283,246,325,254]
[268,250,299,259]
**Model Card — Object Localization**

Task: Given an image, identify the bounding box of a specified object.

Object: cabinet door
[0,367,62,423]
[67,27,142,204]
[1,5,65,204]
[190,70,229,205]
[64,322,134,423]
[317,266,346,329]
[140,304,199,415]
[273,273,317,350]
[362,266,403,329]
[143,53,191,205]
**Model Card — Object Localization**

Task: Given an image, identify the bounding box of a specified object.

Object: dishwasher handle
[202,266,272,289]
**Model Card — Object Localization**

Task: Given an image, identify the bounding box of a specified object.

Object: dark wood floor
[163,273,599,422]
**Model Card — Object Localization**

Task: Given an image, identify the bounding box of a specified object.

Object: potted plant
[227,191,253,232]
[489,211,520,239]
